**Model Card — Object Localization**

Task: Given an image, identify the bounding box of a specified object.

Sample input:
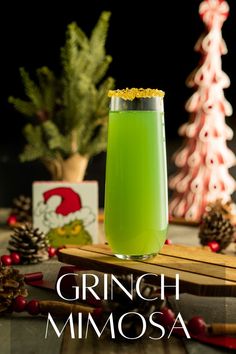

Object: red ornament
[13,295,27,312]
[161,307,176,327]
[7,215,17,226]
[1,255,12,266]
[48,246,57,258]
[165,239,172,245]
[188,316,207,335]
[26,299,40,315]
[207,241,220,252]
[10,252,21,265]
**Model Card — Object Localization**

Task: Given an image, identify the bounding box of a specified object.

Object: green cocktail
[105,88,168,260]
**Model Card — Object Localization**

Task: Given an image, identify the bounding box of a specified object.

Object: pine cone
[199,200,235,251]
[102,274,165,340]
[11,195,32,223]
[0,266,28,313]
[205,199,234,219]
[8,224,49,264]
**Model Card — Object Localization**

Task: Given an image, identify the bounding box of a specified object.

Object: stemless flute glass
[104,88,168,260]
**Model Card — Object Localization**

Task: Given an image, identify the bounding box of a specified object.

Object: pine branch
[85,124,108,156]
[20,124,48,161]
[42,121,63,149]
[9,67,57,121]
[42,121,71,156]
[23,124,42,146]
[61,22,91,133]
[79,76,114,155]
[96,76,115,116]
[9,11,114,166]
[19,68,43,109]
[61,22,90,83]
[90,12,111,63]
[93,55,112,85]
[36,67,56,119]
[20,145,44,162]
[61,12,113,153]
[8,97,36,117]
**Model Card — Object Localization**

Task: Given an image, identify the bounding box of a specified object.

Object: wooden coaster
[58,244,236,297]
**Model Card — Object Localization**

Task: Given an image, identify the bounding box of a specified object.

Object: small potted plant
[9,11,114,182]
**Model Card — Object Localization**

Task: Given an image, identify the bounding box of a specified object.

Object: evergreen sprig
[9,11,114,163]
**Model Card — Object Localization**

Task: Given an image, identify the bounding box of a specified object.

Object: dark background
[0,0,236,206]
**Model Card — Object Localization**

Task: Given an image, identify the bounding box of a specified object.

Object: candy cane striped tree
[169,0,236,222]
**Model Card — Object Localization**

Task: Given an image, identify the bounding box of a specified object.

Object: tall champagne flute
[105,88,168,260]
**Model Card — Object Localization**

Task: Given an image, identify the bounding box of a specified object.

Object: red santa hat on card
[43,187,82,216]
[35,187,95,229]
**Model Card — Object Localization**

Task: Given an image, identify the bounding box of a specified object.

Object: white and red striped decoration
[199,0,229,28]
[169,0,236,223]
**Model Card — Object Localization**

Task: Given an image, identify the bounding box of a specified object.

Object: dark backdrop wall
[0,0,236,206]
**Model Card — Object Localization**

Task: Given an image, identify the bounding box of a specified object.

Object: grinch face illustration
[46,219,92,247]
[35,186,95,247]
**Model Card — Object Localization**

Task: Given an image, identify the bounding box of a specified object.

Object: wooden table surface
[0,223,235,354]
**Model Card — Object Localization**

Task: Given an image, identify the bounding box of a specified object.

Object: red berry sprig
[160,307,208,336]
[187,316,207,335]
[165,239,172,245]
[1,246,65,266]
[10,252,21,264]
[7,215,17,226]
[161,307,176,326]
[48,246,57,258]
[207,241,220,252]
[1,253,21,266]
[12,295,40,316]
[48,245,66,257]
[1,255,13,266]
[7,289,233,336]
[26,299,40,315]
[11,295,102,319]
[13,295,27,312]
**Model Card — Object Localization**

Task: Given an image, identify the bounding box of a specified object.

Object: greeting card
[33,181,98,247]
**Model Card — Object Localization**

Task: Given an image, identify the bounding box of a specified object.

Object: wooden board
[169,216,199,226]
[169,215,236,227]
[58,244,236,297]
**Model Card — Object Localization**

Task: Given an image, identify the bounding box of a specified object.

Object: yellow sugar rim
[108,88,165,100]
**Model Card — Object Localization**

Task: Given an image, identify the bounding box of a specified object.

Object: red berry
[165,239,172,245]
[207,241,220,252]
[13,295,27,312]
[26,300,40,315]
[10,252,21,265]
[93,307,103,319]
[48,246,57,258]
[7,215,17,226]
[1,255,12,266]
[187,316,207,335]
[161,307,176,327]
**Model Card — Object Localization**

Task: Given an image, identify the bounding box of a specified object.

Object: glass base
[115,253,156,261]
